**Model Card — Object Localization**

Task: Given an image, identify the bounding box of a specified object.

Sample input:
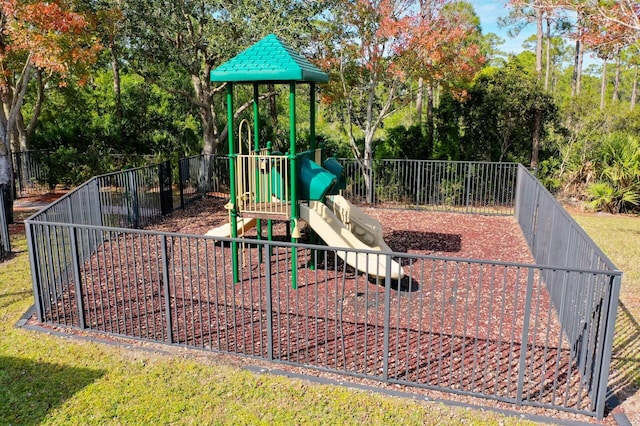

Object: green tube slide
[298,158,336,201]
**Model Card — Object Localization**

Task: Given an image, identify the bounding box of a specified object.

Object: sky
[467,0,536,55]
[467,1,599,68]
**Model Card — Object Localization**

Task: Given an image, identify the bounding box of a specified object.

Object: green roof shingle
[210,34,328,83]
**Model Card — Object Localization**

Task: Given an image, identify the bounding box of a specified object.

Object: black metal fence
[12,150,50,198]
[178,155,229,207]
[0,187,10,258]
[11,150,165,199]
[340,159,518,215]
[24,156,621,419]
[515,166,621,417]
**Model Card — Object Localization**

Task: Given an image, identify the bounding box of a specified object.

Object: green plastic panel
[210,34,328,83]
[298,158,336,201]
[323,157,346,195]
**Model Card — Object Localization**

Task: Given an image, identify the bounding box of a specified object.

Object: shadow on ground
[608,302,640,414]
[0,290,32,310]
[386,231,462,253]
[0,356,104,425]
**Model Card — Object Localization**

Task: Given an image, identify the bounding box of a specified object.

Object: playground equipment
[299,198,404,280]
[207,34,403,285]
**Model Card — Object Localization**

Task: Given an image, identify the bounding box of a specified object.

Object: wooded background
[1,0,639,216]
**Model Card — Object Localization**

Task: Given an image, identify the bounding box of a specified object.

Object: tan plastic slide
[205,217,256,238]
[299,197,404,280]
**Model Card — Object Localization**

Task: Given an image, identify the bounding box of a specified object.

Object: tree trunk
[612,51,621,103]
[600,60,607,111]
[191,74,220,155]
[0,117,14,224]
[200,106,219,155]
[25,69,45,148]
[111,45,123,147]
[15,113,28,151]
[531,2,542,171]
[530,108,541,170]
[416,77,424,125]
[426,83,434,149]
[571,39,584,97]
[544,17,551,91]
[0,55,33,225]
[364,76,376,204]
[0,161,13,224]
[631,64,638,110]
[576,47,584,95]
[535,4,543,81]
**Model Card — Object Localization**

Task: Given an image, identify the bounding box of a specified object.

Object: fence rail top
[27,158,173,223]
[24,218,622,277]
[338,158,521,166]
[25,177,98,222]
[517,164,620,272]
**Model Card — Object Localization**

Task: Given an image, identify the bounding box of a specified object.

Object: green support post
[310,83,316,152]
[227,83,239,284]
[289,82,298,289]
[308,82,318,269]
[266,141,274,257]
[253,83,263,263]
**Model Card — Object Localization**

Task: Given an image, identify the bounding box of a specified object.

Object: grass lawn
[2,208,638,425]
[572,213,640,315]
[571,212,640,424]
[1,232,533,425]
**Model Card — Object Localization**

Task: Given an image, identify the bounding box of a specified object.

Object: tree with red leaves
[319,0,483,202]
[405,0,484,146]
[318,0,414,202]
[0,0,101,222]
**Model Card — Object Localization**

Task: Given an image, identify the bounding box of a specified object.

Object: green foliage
[537,157,562,192]
[35,146,104,189]
[434,56,560,163]
[585,134,640,213]
[33,70,200,157]
[28,68,201,188]
[375,125,431,160]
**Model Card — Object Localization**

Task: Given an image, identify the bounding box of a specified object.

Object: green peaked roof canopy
[210,34,328,83]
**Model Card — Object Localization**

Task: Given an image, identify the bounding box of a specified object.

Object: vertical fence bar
[516,268,535,405]
[161,235,173,344]
[0,187,9,256]
[178,158,186,209]
[158,160,173,215]
[265,243,274,361]
[25,222,44,322]
[594,274,622,419]
[69,226,86,329]
[382,254,392,381]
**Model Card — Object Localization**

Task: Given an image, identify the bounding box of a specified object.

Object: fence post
[382,253,392,381]
[69,226,86,329]
[178,158,185,209]
[0,187,10,255]
[200,155,209,197]
[161,235,174,344]
[516,268,535,405]
[89,178,103,228]
[25,222,44,322]
[265,243,273,361]
[158,160,173,215]
[514,166,523,222]
[465,162,472,213]
[13,152,22,198]
[127,170,140,228]
[594,274,622,419]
